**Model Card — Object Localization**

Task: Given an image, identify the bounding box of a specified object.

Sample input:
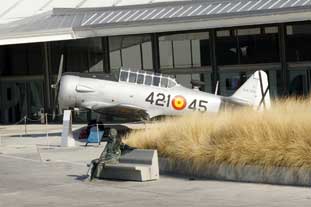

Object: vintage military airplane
[54,66,270,121]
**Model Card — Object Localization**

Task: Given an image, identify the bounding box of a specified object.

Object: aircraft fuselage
[59,73,222,118]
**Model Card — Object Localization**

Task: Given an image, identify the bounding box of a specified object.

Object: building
[0,0,311,123]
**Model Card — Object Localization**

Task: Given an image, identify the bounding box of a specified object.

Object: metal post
[43,42,52,112]
[45,113,49,149]
[209,29,219,94]
[24,116,27,136]
[279,24,288,96]
[120,37,124,67]
[96,124,100,145]
[102,37,111,73]
[171,40,175,69]
[151,33,160,73]
[140,43,144,70]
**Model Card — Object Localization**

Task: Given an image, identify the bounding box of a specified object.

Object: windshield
[118,68,177,88]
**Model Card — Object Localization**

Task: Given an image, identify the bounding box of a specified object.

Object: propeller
[51,54,64,120]
[214,80,219,95]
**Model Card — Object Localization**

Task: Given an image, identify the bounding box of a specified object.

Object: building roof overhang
[0,0,311,45]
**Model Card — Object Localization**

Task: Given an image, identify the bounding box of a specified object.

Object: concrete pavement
[0,124,310,207]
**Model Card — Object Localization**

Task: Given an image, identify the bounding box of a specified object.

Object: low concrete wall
[159,158,311,186]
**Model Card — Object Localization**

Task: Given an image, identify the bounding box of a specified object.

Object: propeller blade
[56,54,64,85]
[51,54,64,88]
[215,81,219,95]
[51,54,64,120]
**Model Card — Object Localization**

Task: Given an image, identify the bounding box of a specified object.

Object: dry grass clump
[124,98,311,170]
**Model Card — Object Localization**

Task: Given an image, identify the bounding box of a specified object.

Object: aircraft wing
[91,103,149,120]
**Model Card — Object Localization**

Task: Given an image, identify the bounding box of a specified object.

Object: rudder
[231,70,271,110]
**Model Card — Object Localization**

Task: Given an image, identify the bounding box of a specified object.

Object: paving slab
[0,124,311,207]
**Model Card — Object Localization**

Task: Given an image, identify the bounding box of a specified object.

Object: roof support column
[43,42,52,112]
[102,37,110,73]
[279,24,288,96]
[151,33,160,73]
[209,29,219,94]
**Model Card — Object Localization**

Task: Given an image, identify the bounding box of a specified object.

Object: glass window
[159,32,210,69]
[49,38,104,74]
[199,73,212,92]
[110,50,122,70]
[288,69,311,96]
[88,38,104,72]
[173,40,191,68]
[170,73,211,91]
[219,71,250,96]
[120,71,128,81]
[152,76,160,86]
[7,88,11,101]
[145,75,152,85]
[64,38,104,73]
[217,30,230,37]
[160,77,168,88]
[27,44,44,75]
[216,30,238,65]
[175,74,192,88]
[268,70,282,98]
[129,72,137,83]
[50,41,65,75]
[265,26,278,34]
[109,35,152,71]
[2,43,45,76]
[109,36,122,71]
[0,47,5,76]
[122,36,141,69]
[237,28,260,36]
[287,24,311,62]
[3,45,27,75]
[137,74,144,84]
[226,77,242,90]
[142,41,153,70]
[0,43,44,76]
[192,40,202,67]
[216,27,279,65]
[238,28,279,64]
[0,78,44,124]
[159,40,173,69]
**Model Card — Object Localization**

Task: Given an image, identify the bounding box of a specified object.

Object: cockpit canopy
[118,68,177,88]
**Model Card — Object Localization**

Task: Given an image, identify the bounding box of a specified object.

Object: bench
[94,149,159,181]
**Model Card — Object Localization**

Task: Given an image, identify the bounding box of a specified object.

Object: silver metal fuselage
[58,74,222,118]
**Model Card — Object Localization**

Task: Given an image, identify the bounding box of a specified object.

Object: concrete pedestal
[61,110,75,147]
[95,149,159,181]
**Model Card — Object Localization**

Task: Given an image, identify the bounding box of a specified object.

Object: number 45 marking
[188,99,208,112]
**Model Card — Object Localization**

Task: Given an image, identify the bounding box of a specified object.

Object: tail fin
[231,70,271,110]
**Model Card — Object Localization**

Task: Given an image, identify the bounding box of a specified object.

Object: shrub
[124,98,311,169]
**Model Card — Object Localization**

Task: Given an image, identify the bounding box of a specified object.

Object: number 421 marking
[145,92,208,111]
[145,92,171,107]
